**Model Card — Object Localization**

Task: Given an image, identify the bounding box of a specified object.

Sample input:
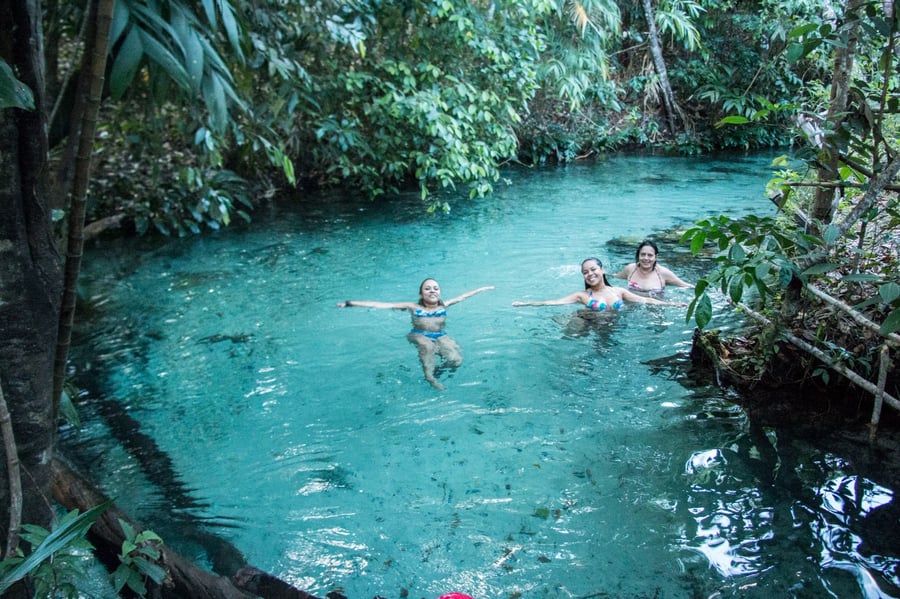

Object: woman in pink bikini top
[612,239,694,297]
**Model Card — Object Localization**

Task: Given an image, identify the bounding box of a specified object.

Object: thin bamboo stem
[0,377,22,559]
[869,344,890,441]
[805,284,900,348]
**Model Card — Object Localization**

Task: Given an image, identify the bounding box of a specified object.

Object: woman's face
[581,260,604,286]
[637,245,657,269]
[419,279,442,304]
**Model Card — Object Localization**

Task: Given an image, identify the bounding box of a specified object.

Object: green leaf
[841,273,882,282]
[728,243,745,262]
[217,0,243,60]
[716,115,749,127]
[109,27,144,100]
[802,263,841,276]
[202,72,228,133]
[728,275,744,304]
[0,58,35,110]
[785,42,804,63]
[201,0,216,28]
[138,30,192,91]
[880,307,900,336]
[879,282,900,304]
[823,224,841,246]
[690,230,707,255]
[0,502,111,594]
[134,557,167,583]
[694,294,713,329]
[184,30,205,92]
[788,23,819,39]
[59,387,81,428]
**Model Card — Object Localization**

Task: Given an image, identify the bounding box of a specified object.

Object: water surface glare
[66,155,900,598]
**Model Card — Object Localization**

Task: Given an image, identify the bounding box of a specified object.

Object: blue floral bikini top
[586,291,623,311]
[413,306,447,318]
[411,306,448,338]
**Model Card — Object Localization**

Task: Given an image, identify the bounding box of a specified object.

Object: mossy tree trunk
[0,0,63,562]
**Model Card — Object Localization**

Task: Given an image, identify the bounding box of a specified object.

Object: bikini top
[586,291,623,311]
[413,306,447,318]
[627,266,665,294]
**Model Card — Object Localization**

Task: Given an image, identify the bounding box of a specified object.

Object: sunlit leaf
[716,115,749,127]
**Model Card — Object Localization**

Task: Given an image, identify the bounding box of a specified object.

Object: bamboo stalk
[869,344,890,441]
[781,181,900,191]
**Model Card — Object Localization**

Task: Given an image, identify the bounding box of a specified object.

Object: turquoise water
[65,154,899,598]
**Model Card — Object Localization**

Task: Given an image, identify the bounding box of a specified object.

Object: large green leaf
[880,307,900,336]
[138,29,192,91]
[217,0,244,60]
[109,27,144,99]
[110,1,131,47]
[0,502,112,593]
[0,59,35,110]
[184,29,205,92]
[694,294,713,329]
[879,282,900,304]
[203,72,228,133]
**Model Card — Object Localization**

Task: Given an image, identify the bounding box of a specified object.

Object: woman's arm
[444,285,495,306]
[611,263,635,280]
[512,291,584,307]
[658,266,694,288]
[619,288,686,307]
[337,300,416,310]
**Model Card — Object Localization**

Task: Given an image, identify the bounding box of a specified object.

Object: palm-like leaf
[0,501,112,594]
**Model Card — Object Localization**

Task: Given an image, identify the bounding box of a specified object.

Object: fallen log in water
[51,455,321,599]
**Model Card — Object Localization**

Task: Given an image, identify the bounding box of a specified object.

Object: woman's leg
[408,334,444,390]
[436,336,462,369]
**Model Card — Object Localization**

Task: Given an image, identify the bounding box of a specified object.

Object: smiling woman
[613,239,694,296]
[338,279,494,389]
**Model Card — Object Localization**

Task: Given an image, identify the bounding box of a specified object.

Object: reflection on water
[64,155,899,598]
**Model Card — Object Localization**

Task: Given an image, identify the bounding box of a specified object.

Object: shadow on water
[64,391,248,576]
[63,322,250,576]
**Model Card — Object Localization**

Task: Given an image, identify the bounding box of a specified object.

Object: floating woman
[338,279,494,390]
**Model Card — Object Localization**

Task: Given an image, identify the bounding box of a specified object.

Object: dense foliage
[17,0,849,231]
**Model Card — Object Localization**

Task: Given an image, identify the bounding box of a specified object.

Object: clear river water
[64,153,900,598]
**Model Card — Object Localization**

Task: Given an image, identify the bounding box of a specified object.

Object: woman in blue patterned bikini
[339,279,494,389]
[512,257,684,312]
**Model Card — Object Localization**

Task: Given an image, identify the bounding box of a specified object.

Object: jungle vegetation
[1,0,899,596]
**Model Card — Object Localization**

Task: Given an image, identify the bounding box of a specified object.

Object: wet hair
[635,239,660,269]
[418,278,445,306]
[581,258,612,288]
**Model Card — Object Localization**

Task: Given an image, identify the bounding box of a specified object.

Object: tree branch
[0,377,22,559]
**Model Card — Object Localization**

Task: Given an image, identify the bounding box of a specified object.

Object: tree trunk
[811,0,862,224]
[0,0,63,548]
[642,0,679,136]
